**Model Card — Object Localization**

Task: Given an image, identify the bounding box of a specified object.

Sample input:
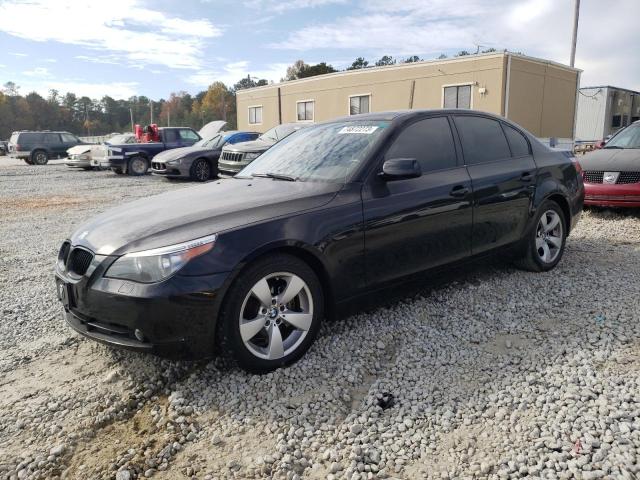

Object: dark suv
[8,131,85,165]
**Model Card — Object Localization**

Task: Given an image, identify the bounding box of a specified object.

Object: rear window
[455,116,511,165]
[502,124,530,157]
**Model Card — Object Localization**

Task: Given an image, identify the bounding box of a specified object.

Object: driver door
[362,115,473,287]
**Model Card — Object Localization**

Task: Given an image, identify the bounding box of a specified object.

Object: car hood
[580,148,640,171]
[67,145,92,155]
[153,146,214,162]
[70,179,341,256]
[224,138,274,153]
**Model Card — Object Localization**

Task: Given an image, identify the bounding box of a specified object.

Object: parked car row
[55,109,585,372]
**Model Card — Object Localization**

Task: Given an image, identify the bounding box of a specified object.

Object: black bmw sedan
[55,110,584,372]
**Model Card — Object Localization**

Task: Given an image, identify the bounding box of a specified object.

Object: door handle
[520,172,534,182]
[449,185,469,197]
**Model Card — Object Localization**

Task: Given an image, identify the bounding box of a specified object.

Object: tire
[82,167,93,171]
[127,156,148,176]
[31,150,48,165]
[111,167,124,175]
[217,254,324,373]
[515,200,567,272]
[23,159,33,165]
[190,158,212,182]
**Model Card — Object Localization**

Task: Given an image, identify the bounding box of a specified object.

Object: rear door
[45,133,64,157]
[162,129,181,149]
[362,115,473,286]
[452,115,536,254]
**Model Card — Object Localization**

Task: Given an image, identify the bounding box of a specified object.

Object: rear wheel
[217,254,323,373]
[190,158,212,182]
[515,200,566,272]
[31,150,48,165]
[128,156,148,176]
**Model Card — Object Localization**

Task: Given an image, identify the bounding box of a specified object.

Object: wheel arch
[219,242,336,322]
[545,193,571,233]
[533,180,573,234]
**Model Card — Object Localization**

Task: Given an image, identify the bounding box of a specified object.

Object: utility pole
[129,108,134,132]
[167,106,171,127]
[149,100,154,124]
[569,0,580,67]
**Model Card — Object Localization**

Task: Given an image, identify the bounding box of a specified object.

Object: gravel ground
[1,157,639,480]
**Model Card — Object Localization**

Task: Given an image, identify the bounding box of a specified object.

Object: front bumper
[218,158,251,175]
[65,158,92,168]
[55,260,230,359]
[151,160,189,178]
[584,183,640,207]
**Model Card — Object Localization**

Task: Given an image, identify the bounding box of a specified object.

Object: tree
[347,57,369,70]
[455,50,471,57]
[481,47,497,53]
[404,55,422,63]
[298,62,337,78]
[375,55,396,67]
[437,54,447,60]
[3,81,20,96]
[233,75,268,91]
[285,60,308,81]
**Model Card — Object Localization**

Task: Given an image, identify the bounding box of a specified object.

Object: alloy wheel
[239,272,314,360]
[535,210,563,264]
[195,160,210,181]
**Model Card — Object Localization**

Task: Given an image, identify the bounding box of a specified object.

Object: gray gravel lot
[1,157,639,480]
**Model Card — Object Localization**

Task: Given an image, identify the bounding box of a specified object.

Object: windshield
[605,125,640,149]
[239,121,389,183]
[196,134,224,148]
[259,126,280,142]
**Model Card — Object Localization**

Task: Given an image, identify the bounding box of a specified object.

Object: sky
[0,0,638,100]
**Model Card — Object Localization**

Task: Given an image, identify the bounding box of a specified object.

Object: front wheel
[515,200,566,272]
[128,156,148,176]
[190,158,212,182]
[218,254,324,373]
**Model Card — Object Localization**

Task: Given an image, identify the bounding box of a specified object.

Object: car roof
[13,130,73,134]
[331,109,508,123]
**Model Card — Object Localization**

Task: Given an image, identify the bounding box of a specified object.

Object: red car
[581,121,640,207]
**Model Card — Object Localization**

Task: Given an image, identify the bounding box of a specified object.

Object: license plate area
[56,280,74,310]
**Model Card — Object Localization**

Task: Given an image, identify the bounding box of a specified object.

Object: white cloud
[271,0,640,90]
[9,52,27,57]
[245,0,347,13]
[22,67,51,77]
[43,58,57,63]
[0,0,222,70]
[21,79,139,99]
[186,61,288,88]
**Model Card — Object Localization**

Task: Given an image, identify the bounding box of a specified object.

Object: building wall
[237,53,579,139]
[575,87,607,141]
[506,57,579,138]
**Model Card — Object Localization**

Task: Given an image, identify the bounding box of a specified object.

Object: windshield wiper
[252,172,297,181]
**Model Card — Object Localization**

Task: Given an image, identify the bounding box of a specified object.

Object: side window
[45,133,62,143]
[179,129,200,141]
[384,117,458,172]
[22,133,43,143]
[164,130,178,142]
[502,124,530,157]
[454,116,511,165]
[60,133,76,143]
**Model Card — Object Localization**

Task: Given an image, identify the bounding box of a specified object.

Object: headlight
[105,234,217,283]
[244,152,261,161]
[167,158,181,165]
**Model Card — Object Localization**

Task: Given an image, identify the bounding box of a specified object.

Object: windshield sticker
[338,126,379,135]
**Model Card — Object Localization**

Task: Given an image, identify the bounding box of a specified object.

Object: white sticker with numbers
[338,125,379,135]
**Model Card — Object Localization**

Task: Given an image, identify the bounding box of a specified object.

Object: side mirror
[379,158,422,180]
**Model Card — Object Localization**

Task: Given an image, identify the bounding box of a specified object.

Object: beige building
[236,52,581,140]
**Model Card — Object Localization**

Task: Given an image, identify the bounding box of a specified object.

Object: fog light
[134,329,145,342]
